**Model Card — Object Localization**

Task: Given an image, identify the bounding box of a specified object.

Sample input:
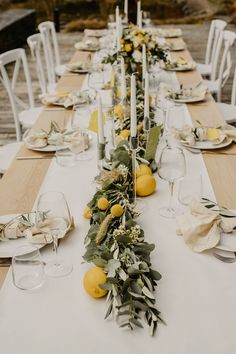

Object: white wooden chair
[0,48,43,173]
[217,66,236,123]
[38,21,66,79]
[27,33,56,94]
[197,19,227,77]
[204,30,236,102]
[0,48,42,141]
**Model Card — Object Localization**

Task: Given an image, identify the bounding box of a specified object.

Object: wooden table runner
[170,46,236,209]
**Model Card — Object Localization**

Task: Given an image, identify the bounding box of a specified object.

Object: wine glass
[36,191,73,277]
[158,146,186,218]
[88,70,104,92]
[71,104,93,161]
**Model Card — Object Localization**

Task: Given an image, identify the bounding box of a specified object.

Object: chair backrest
[205,19,227,65]
[213,30,235,101]
[231,66,236,106]
[38,21,60,84]
[27,33,47,95]
[0,48,34,141]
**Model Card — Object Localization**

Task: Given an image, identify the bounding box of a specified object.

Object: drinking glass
[142,11,151,27]
[12,245,45,290]
[71,105,93,161]
[178,174,203,206]
[158,146,186,218]
[88,70,104,92]
[36,191,73,277]
[56,148,76,167]
[166,105,186,132]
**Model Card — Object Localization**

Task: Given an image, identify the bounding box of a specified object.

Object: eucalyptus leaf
[142,286,155,300]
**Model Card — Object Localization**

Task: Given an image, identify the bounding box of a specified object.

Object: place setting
[160,58,197,71]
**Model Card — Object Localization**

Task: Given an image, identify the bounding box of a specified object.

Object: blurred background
[1,0,236,31]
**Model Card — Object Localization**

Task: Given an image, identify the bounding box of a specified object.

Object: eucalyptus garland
[83,23,167,336]
[83,141,164,335]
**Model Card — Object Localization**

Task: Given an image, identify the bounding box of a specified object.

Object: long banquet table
[1,28,236,354]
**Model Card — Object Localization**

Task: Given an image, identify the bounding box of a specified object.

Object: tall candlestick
[144,72,149,119]
[97,94,104,144]
[138,10,142,29]
[137,1,141,26]
[130,74,137,138]
[120,57,127,100]
[142,44,147,81]
[116,6,121,51]
[124,0,128,21]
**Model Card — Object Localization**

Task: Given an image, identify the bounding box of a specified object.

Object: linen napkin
[174,124,236,146]
[39,92,81,108]
[74,39,99,51]
[176,200,236,252]
[0,213,75,245]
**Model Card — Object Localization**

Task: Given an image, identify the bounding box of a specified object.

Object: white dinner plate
[216,230,236,252]
[166,94,205,103]
[74,43,99,52]
[163,65,196,72]
[67,69,89,74]
[169,46,186,51]
[0,214,44,258]
[26,144,66,152]
[182,138,233,150]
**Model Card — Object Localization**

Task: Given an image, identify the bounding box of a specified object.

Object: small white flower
[132,50,142,63]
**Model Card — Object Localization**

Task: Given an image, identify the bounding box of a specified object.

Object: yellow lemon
[88,111,106,133]
[111,204,124,217]
[83,267,108,299]
[136,164,152,178]
[120,38,125,45]
[97,197,109,211]
[116,87,121,99]
[83,207,92,219]
[125,43,132,52]
[177,59,187,65]
[136,175,156,197]
[114,104,124,119]
[119,129,130,139]
[207,128,220,141]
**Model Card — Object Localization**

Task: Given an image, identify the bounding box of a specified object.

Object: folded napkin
[0,213,75,245]
[174,124,236,146]
[24,123,90,150]
[176,200,236,252]
[39,91,89,108]
[84,29,107,37]
[167,83,207,101]
[74,39,99,51]
[66,61,90,72]
[162,59,196,70]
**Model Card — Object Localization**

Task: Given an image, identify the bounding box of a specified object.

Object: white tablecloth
[1,70,236,354]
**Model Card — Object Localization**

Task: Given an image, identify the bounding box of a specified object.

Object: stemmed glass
[158,145,186,218]
[71,104,93,161]
[36,191,73,277]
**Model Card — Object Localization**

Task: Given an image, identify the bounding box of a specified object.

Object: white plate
[0,214,44,258]
[182,138,233,150]
[216,230,236,252]
[169,46,186,51]
[166,94,205,103]
[74,43,99,52]
[26,144,66,152]
[163,65,196,72]
[68,69,89,74]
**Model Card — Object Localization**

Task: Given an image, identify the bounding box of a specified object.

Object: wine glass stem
[52,234,60,267]
[168,181,175,211]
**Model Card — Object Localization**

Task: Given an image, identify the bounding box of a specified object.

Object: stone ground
[0,23,236,145]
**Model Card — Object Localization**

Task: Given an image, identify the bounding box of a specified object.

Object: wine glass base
[159,206,182,219]
[76,152,93,161]
[45,260,73,277]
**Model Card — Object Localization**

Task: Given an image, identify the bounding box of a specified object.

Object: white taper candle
[116,6,121,51]
[144,72,149,120]
[120,57,127,100]
[142,44,147,80]
[130,74,137,138]
[124,0,128,20]
[97,94,104,144]
[137,1,141,26]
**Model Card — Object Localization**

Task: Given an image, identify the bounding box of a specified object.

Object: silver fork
[213,251,236,263]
